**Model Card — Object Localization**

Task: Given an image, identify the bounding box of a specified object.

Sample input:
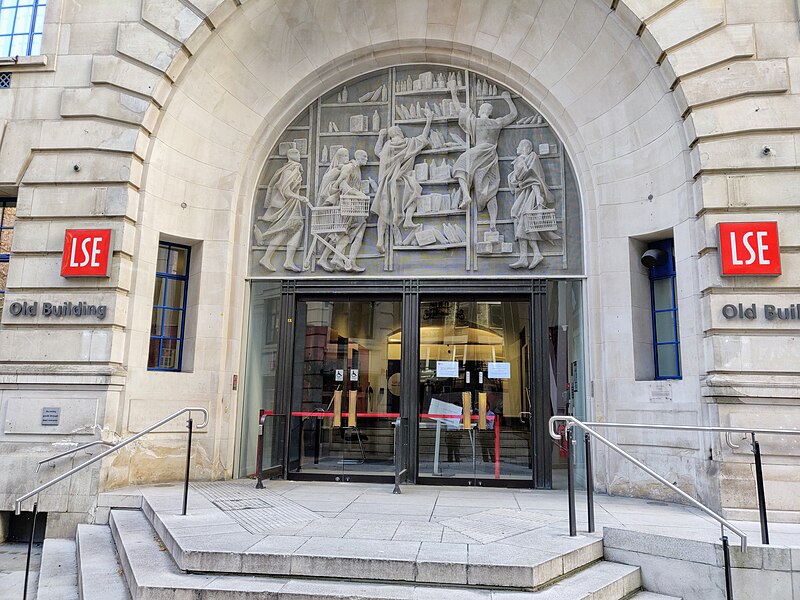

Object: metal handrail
[549,415,748,551]
[36,440,116,472]
[17,406,208,600]
[556,419,800,439]
[15,406,209,514]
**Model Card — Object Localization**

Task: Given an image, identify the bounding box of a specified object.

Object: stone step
[36,538,78,600]
[631,593,682,599]
[108,508,642,599]
[139,496,603,588]
[76,523,131,600]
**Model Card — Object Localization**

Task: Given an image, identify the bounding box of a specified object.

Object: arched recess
[116,0,708,506]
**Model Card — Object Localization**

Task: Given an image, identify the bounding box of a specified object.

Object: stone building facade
[1,0,799,536]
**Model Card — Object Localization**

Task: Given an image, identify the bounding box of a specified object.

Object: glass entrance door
[288,298,402,480]
[417,299,533,485]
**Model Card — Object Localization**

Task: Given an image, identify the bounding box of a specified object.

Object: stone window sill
[0,55,48,71]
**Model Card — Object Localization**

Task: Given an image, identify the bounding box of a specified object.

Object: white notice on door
[350,369,359,382]
[436,361,459,378]
[488,362,511,379]
[335,369,344,381]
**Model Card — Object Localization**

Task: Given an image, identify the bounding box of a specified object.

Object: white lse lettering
[69,237,103,268]
[730,231,770,266]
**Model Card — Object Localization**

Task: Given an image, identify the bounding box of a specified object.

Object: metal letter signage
[60,229,112,277]
[718,222,781,276]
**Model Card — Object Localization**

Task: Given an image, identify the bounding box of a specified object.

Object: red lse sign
[718,222,781,276]
[60,229,112,277]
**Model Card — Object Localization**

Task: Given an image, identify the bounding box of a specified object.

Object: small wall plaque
[41,407,61,427]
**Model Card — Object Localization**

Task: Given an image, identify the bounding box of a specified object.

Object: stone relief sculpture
[448,80,517,232]
[253,148,310,272]
[251,67,574,276]
[318,149,370,272]
[370,109,433,253]
[509,140,561,269]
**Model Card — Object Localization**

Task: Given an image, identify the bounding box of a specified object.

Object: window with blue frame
[0,198,15,315]
[0,0,47,57]
[648,239,681,379]
[148,241,191,371]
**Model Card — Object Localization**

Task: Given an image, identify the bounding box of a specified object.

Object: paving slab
[0,541,41,599]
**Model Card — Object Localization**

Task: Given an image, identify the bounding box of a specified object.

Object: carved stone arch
[123,0,708,493]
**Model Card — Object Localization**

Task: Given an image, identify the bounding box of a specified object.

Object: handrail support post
[182,415,193,516]
[255,410,266,489]
[750,433,769,545]
[393,418,402,494]
[585,432,595,533]
[22,501,37,600]
[567,426,577,537]
[721,534,734,600]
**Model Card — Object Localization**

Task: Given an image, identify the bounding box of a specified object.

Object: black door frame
[273,278,551,488]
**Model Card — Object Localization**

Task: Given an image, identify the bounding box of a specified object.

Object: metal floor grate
[192,481,320,534]
[439,508,561,544]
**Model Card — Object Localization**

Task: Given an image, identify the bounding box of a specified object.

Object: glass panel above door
[417,299,532,484]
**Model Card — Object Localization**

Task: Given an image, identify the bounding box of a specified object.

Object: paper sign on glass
[335,369,344,381]
[436,361,459,377]
[488,362,511,379]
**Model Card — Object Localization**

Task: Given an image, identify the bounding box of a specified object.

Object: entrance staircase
[32,482,680,600]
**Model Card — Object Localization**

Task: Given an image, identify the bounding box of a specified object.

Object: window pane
[652,278,674,310]
[9,33,27,55]
[169,247,189,276]
[147,338,161,369]
[152,276,165,305]
[158,339,180,370]
[33,7,43,33]
[156,244,168,273]
[150,307,182,337]
[14,7,31,33]
[656,344,679,378]
[0,9,13,36]
[0,260,7,291]
[162,308,182,337]
[0,228,11,253]
[29,31,39,53]
[150,308,164,336]
[1,203,15,227]
[163,279,185,309]
[1,1,21,8]
[654,311,677,344]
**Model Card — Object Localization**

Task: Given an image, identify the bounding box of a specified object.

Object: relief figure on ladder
[509,139,560,269]
[448,80,517,232]
[253,148,311,272]
[318,149,370,272]
[371,109,433,253]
